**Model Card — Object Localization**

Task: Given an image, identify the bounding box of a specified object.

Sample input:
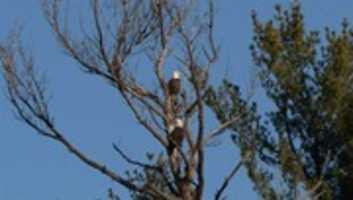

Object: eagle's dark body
[167,78,181,96]
[168,125,185,172]
[167,127,184,153]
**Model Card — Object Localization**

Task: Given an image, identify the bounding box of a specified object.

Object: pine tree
[208,1,353,199]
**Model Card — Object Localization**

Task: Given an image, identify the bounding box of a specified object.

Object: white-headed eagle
[167,118,185,172]
[167,70,181,112]
[168,70,181,96]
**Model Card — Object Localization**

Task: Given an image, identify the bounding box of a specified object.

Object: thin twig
[112,143,161,170]
[203,115,242,146]
[214,160,243,200]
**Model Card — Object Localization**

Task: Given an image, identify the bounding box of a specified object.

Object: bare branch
[203,115,242,146]
[51,128,141,191]
[214,159,243,200]
[112,143,161,171]
[0,33,175,199]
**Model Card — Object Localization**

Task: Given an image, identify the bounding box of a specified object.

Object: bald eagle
[168,70,181,96]
[167,118,185,172]
[167,71,181,112]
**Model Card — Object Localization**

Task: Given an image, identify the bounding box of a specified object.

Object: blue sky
[1,0,353,199]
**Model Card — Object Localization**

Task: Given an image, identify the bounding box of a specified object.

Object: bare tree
[0,0,247,199]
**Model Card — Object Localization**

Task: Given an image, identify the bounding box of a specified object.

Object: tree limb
[214,160,243,200]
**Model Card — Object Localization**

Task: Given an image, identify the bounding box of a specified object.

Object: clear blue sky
[1,1,353,199]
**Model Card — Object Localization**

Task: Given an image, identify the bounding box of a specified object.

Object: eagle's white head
[175,118,184,128]
[172,70,181,79]
[168,124,176,133]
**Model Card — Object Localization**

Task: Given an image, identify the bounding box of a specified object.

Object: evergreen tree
[208,1,353,199]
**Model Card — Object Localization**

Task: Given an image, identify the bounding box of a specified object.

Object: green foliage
[208,1,353,199]
[251,1,353,199]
